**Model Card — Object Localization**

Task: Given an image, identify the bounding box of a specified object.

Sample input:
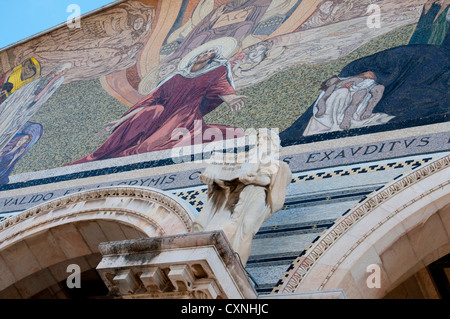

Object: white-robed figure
[303,71,394,136]
[0,63,71,152]
[192,129,292,266]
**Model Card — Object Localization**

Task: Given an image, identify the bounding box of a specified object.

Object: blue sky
[0,0,118,49]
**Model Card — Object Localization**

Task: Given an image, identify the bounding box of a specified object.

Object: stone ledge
[96,231,257,299]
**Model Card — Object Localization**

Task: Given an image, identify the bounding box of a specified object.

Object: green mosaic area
[13,80,129,174]
[13,24,415,175]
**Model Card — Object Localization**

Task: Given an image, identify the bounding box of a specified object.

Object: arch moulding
[0,186,197,297]
[0,186,197,252]
[275,154,450,298]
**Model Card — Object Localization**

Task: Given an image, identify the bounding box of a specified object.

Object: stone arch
[276,154,450,298]
[0,186,196,298]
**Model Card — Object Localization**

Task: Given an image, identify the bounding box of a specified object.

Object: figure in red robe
[70,47,246,165]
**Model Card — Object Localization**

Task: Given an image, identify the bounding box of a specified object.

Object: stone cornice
[96,231,258,299]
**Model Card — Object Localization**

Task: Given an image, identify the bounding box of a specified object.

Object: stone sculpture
[192,129,292,265]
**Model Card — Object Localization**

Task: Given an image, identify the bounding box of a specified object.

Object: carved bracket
[96,231,257,299]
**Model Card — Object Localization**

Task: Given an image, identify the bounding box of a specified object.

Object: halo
[177,37,238,71]
[138,37,238,95]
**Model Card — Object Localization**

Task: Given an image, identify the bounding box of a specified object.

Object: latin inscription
[305,137,431,164]
[0,133,448,214]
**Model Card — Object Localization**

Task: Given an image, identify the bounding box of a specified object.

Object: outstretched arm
[220,94,247,111]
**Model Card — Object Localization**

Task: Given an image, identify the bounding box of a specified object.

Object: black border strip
[280,114,449,147]
[1,120,448,192]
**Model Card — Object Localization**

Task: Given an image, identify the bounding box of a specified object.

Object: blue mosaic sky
[0,0,117,49]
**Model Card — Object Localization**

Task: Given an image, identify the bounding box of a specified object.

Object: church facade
[0,0,449,299]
